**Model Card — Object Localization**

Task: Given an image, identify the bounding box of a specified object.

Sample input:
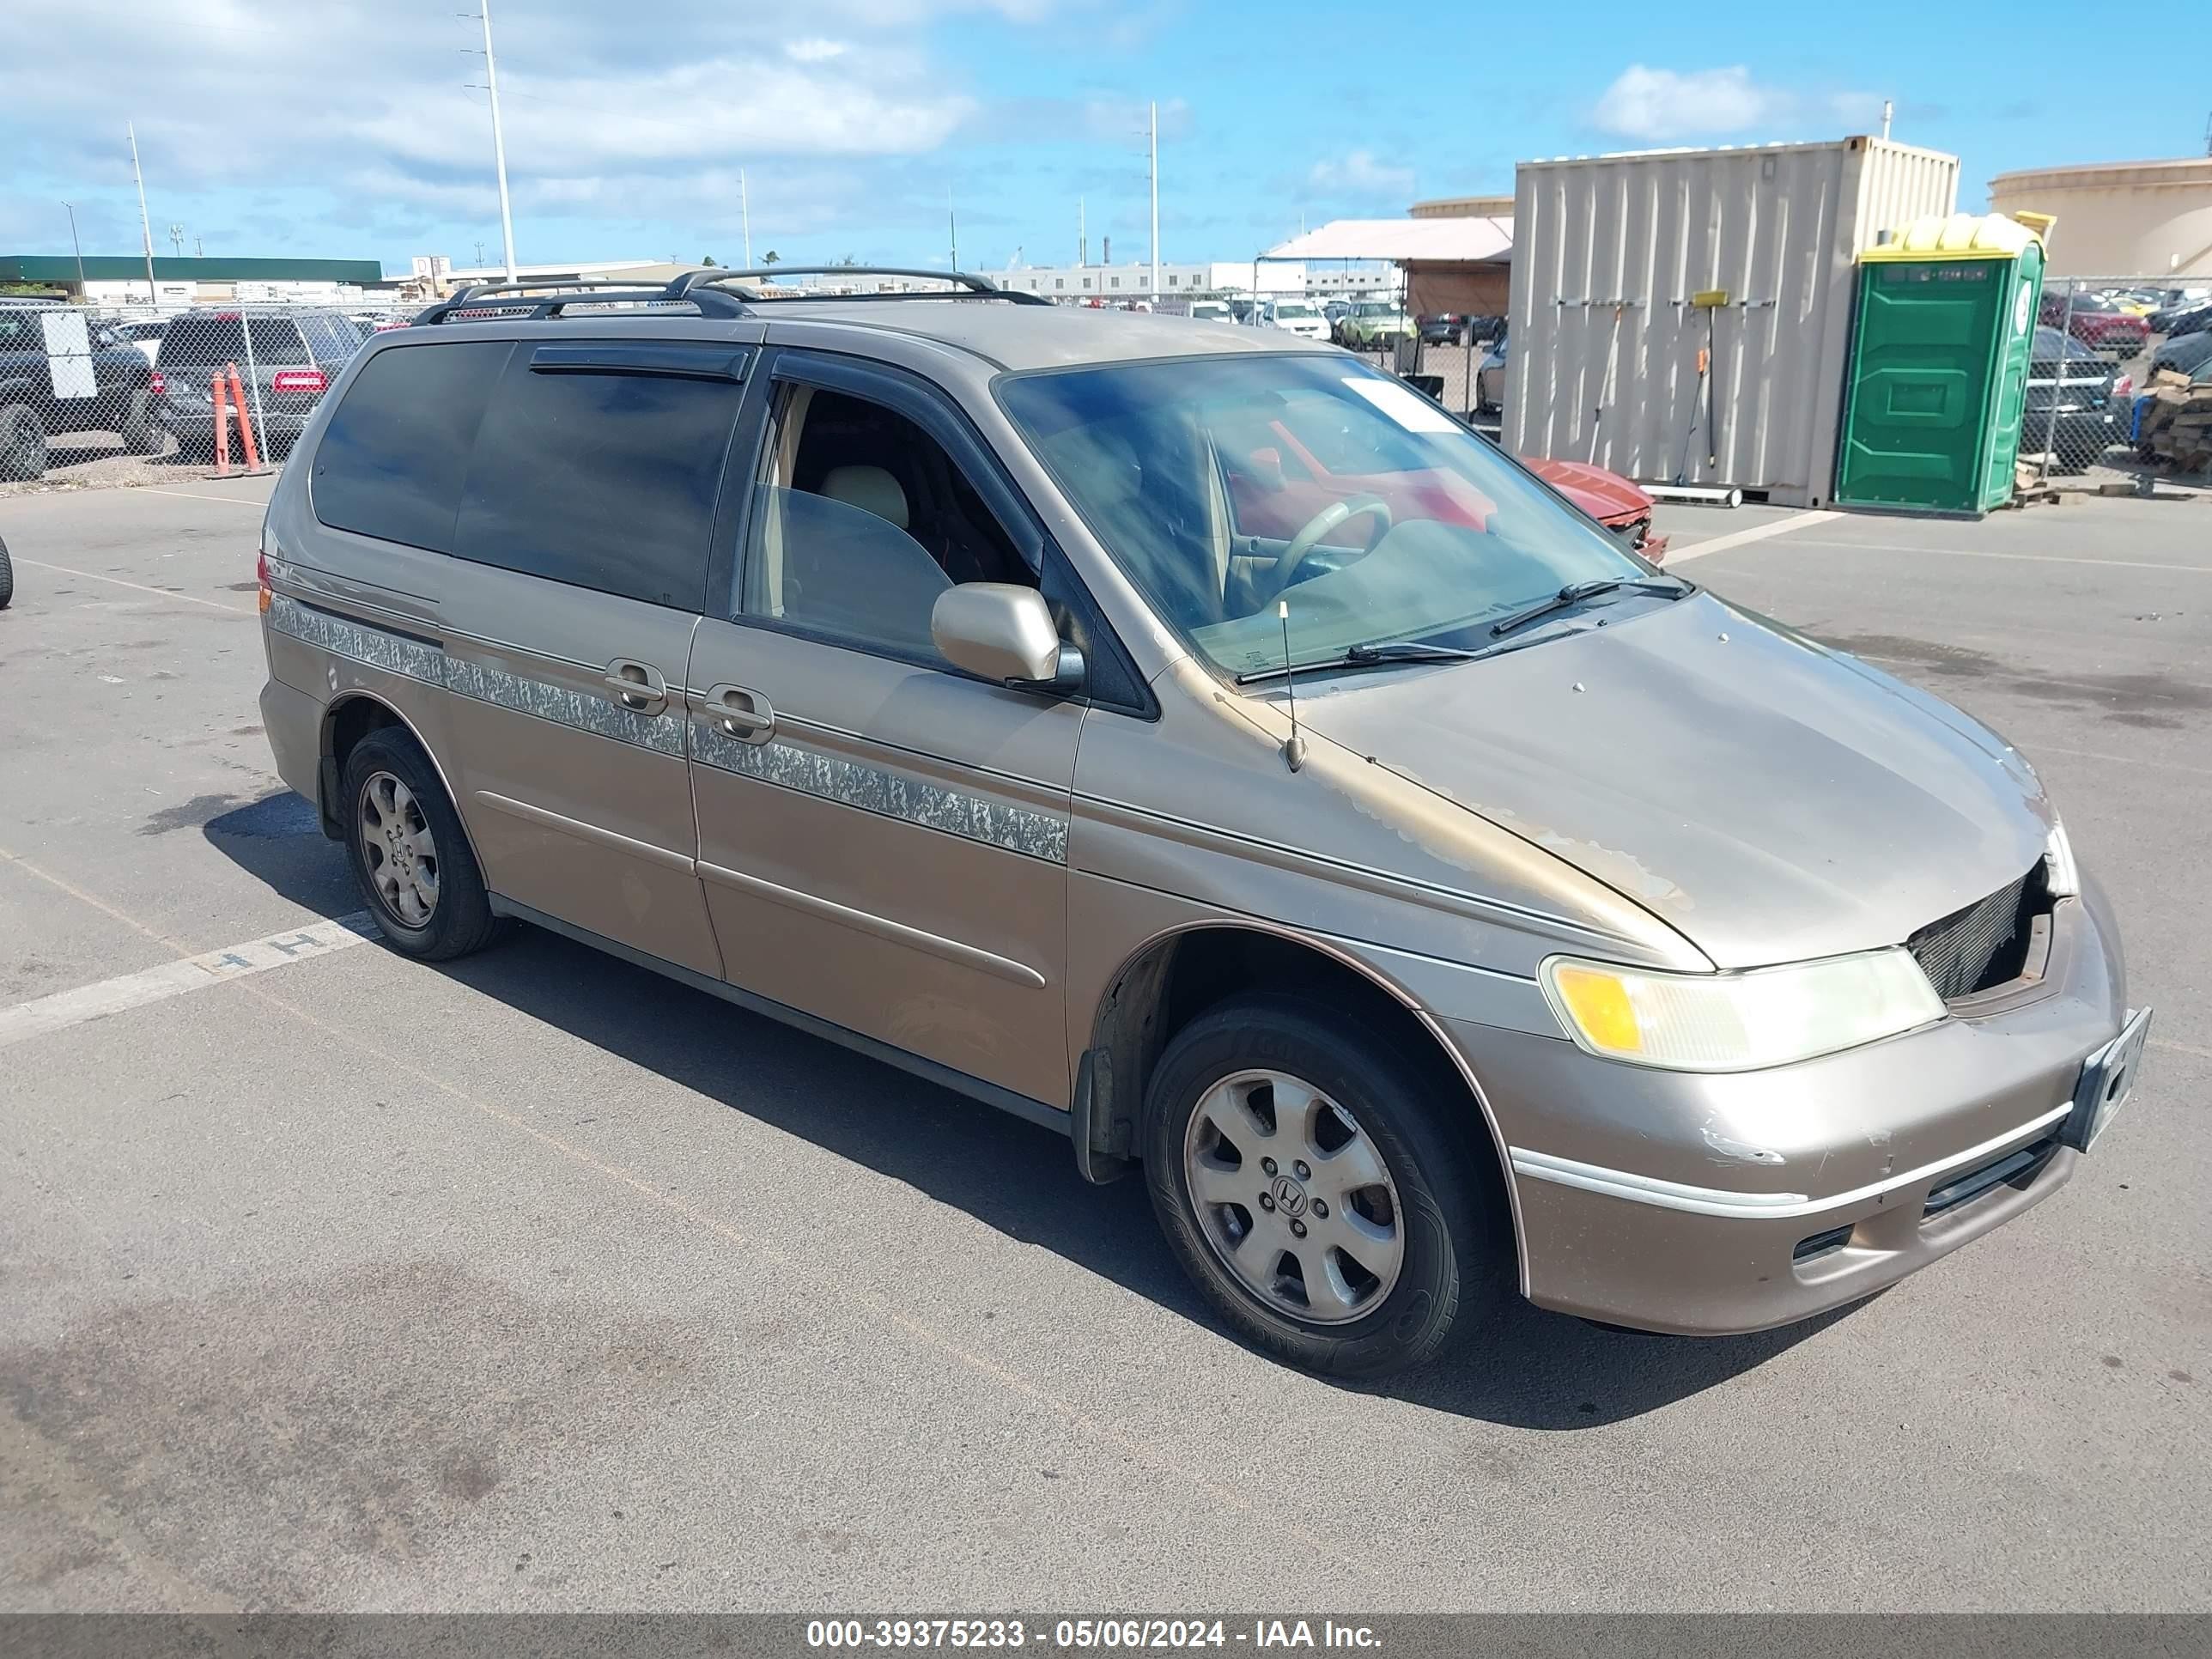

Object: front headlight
[2044,818,2080,897]
[1540,949,1946,1073]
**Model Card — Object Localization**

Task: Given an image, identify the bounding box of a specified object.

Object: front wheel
[1143,993,1500,1376]
[0,534,15,609]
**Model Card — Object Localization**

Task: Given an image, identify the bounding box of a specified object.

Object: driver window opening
[744,384,1036,664]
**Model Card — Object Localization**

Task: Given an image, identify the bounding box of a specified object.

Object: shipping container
[1504,137,1960,507]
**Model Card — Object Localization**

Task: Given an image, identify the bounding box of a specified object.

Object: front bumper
[1443,880,2129,1334]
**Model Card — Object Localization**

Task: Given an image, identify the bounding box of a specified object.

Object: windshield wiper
[1488,575,1693,640]
[1235,640,1480,685]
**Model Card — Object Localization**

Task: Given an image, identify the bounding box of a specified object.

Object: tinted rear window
[447,352,741,610]
[312,341,511,553]
[157,315,309,366]
[298,313,362,360]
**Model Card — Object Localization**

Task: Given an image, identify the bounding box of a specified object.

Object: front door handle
[704,683,775,744]
[605,658,669,715]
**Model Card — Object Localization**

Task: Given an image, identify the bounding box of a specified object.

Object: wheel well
[1087,926,1513,1232]
[319,695,405,836]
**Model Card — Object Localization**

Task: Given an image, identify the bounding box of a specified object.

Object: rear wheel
[340,728,501,961]
[0,534,15,610]
[121,389,164,455]
[0,404,46,482]
[1143,992,1499,1376]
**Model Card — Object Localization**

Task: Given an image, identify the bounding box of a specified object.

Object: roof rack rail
[416,276,748,326]
[666,265,1052,307]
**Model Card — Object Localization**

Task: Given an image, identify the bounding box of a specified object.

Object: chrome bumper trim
[1510,1102,2074,1220]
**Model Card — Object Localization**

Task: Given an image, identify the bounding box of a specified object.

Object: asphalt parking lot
[1,480,2207,1613]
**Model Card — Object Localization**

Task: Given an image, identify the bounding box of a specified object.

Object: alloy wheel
[1182,1068,1404,1325]
[358,770,440,927]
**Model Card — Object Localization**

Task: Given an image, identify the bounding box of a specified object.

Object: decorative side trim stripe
[267,593,443,684]
[1510,1103,2073,1220]
[270,593,1067,863]
[691,719,1068,865]
[267,593,683,757]
[698,860,1048,988]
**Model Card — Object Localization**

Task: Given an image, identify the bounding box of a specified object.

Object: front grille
[1906,860,2048,1000]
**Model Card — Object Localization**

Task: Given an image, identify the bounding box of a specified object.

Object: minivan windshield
[1000,354,1655,679]
[1273,302,1316,319]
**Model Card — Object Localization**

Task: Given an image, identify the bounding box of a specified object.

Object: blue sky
[2,0,2199,278]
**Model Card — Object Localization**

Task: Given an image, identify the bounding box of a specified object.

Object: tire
[0,535,14,611]
[0,404,46,482]
[339,727,501,961]
[1142,991,1499,1376]
[121,390,164,455]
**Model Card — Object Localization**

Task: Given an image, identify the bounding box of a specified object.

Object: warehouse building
[0,254,388,307]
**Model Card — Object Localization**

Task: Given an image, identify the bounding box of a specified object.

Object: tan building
[1987,157,2212,278]
[1410,193,1514,220]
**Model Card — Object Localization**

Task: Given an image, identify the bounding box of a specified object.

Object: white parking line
[0,914,375,1052]
[12,558,254,613]
[134,486,275,507]
[1782,538,2211,575]
[1665,509,1841,564]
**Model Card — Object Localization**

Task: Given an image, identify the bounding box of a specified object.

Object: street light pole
[127,122,158,305]
[480,0,518,282]
[62,202,86,293]
[1149,100,1161,303]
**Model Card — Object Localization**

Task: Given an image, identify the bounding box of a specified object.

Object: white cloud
[1593,64,1896,144]
[1594,65,1781,142]
[1307,149,1414,198]
[787,39,851,63]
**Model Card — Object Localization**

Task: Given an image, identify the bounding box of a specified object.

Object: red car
[1224,421,1670,568]
[1522,457,1671,563]
[2039,289,2149,354]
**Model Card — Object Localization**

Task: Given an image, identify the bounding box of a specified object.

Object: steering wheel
[1270,495,1393,599]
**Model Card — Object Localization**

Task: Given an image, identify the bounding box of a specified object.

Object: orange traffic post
[208,363,234,477]
[228,366,264,472]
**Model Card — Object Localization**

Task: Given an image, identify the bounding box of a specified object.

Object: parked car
[2154,298,2212,341]
[1522,456,1670,562]
[2038,289,2149,355]
[2023,325,2122,471]
[0,300,167,479]
[156,308,363,461]
[111,318,169,366]
[1261,298,1329,341]
[2146,292,2212,334]
[1188,300,1232,324]
[258,270,2142,1376]
[1323,299,1351,327]
[1474,330,1508,411]
[2148,331,2212,380]
[1338,300,1413,349]
[1419,313,1467,345]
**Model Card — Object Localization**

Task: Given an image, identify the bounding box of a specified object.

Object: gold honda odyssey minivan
[256,270,2148,1375]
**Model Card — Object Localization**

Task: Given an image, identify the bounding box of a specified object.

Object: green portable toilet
[1834,213,2047,516]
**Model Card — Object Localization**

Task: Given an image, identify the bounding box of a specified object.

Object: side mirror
[932,583,1083,693]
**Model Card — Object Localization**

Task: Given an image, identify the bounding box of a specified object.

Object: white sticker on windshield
[1341,375,1456,433]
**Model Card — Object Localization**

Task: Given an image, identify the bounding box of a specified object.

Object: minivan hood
[1288,593,2051,969]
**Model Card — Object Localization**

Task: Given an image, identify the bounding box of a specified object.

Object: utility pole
[1149,100,1161,302]
[480,0,518,281]
[1079,197,1086,268]
[1881,99,1893,141]
[740,168,752,269]
[949,185,958,271]
[62,202,86,292]
[167,222,185,258]
[127,122,158,305]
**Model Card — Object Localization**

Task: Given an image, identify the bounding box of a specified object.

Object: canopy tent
[1259,216,1513,315]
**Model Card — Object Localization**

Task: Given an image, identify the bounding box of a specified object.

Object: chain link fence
[0,300,417,492]
[2036,274,2212,489]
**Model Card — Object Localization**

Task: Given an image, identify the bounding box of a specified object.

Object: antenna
[1277,599,1306,772]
